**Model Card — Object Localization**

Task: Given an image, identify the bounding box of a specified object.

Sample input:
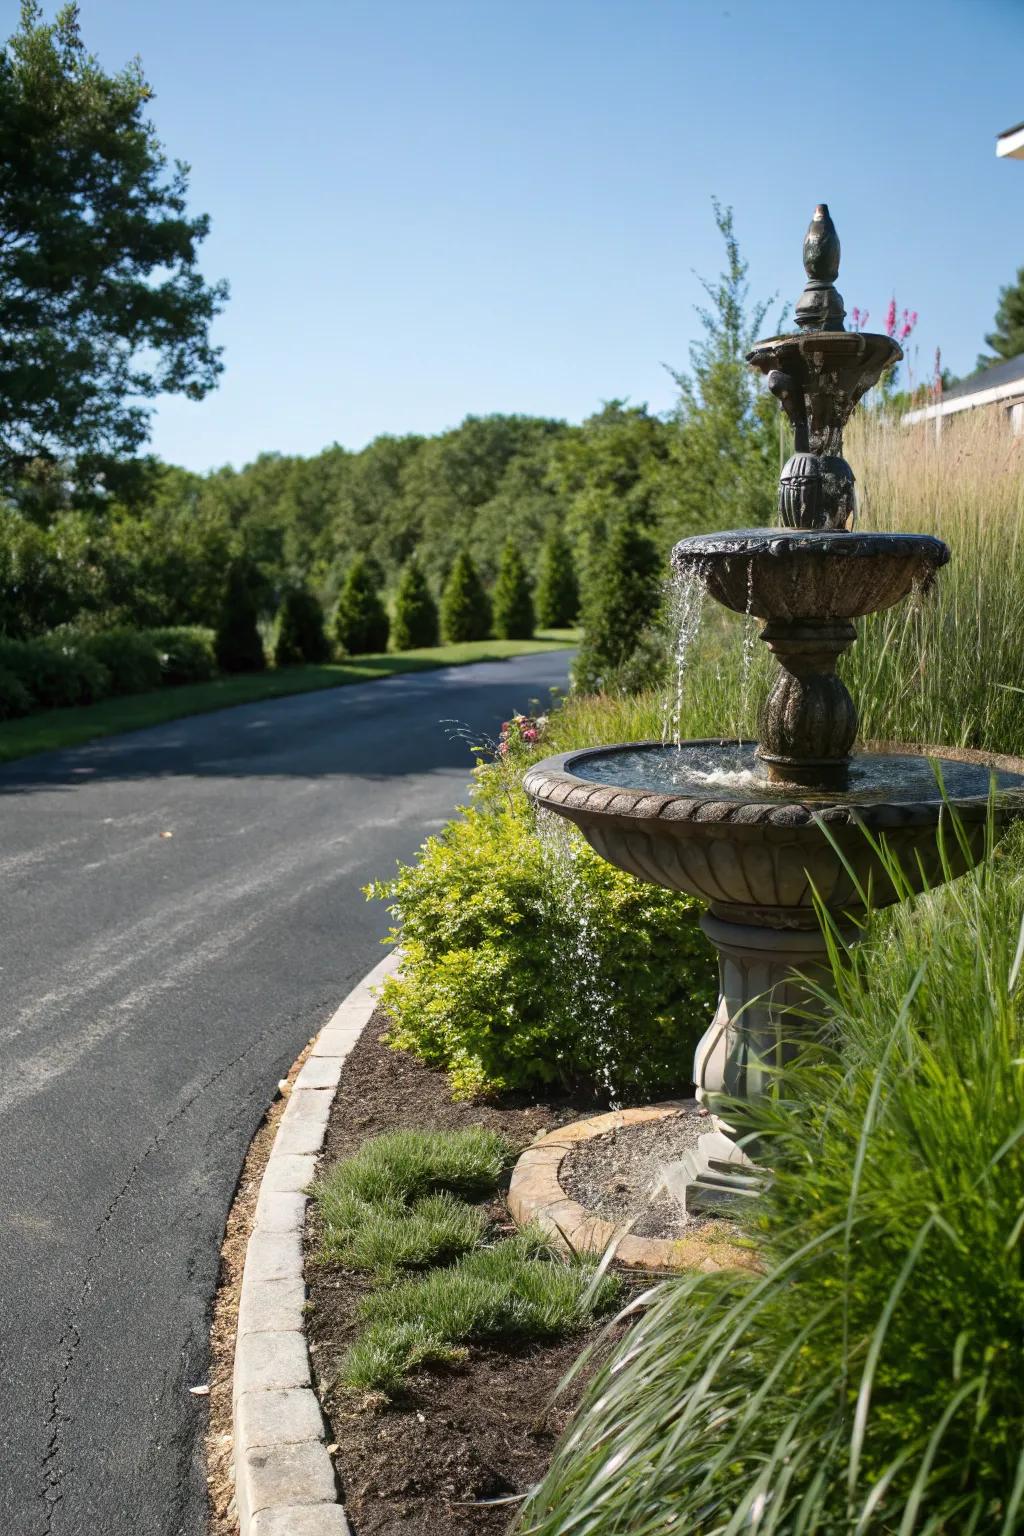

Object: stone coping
[231,949,401,1536]
[507,1103,759,1274]
[524,740,1024,831]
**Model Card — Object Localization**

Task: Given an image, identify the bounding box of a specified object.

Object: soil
[560,1107,718,1239]
[306,1015,640,1536]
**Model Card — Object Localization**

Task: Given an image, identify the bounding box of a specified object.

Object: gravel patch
[559,1106,719,1239]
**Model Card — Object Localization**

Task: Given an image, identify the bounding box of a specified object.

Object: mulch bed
[304,1012,642,1536]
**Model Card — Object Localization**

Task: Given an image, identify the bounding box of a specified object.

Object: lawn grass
[0,630,580,764]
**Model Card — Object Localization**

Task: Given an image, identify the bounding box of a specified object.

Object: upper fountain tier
[746,204,902,531]
[669,205,950,787]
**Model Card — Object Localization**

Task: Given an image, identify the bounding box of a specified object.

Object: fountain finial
[795,204,845,332]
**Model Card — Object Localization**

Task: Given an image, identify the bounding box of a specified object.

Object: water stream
[534,807,620,1107]
[661,565,708,748]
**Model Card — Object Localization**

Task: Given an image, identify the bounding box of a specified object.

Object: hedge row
[0,627,217,720]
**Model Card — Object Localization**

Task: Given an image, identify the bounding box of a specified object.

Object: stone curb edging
[231,949,401,1536]
[508,1102,759,1273]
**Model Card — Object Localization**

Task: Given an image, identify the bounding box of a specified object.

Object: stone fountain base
[507,1103,759,1273]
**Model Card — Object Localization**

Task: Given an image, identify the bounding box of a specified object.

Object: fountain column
[693,916,852,1104]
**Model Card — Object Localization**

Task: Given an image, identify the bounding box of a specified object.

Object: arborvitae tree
[977,266,1024,369]
[491,539,534,639]
[332,556,389,655]
[390,556,439,650]
[534,525,579,627]
[272,586,329,666]
[573,508,661,692]
[215,558,265,674]
[440,551,491,643]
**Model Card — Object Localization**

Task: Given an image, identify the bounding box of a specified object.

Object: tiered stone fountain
[510,209,1024,1252]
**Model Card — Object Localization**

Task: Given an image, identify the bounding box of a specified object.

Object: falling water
[534,807,620,1108]
[661,564,708,749]
[738,557,758,739]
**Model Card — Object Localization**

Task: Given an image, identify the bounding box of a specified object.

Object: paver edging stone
[231,949,401,1536]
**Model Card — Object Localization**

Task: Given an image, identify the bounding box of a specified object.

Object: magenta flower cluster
[885,297,918,344]
[497,711,548,757]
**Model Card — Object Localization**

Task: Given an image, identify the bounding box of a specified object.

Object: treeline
[0,205,780,695]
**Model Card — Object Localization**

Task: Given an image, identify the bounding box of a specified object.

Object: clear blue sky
[28,0,1024,472]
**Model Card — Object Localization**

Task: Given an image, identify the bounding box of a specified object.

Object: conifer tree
[573,508,661,692]
[977,266,1024,369]
[332,556,389,654]
[215,558,266,674]
[440,551,491,643]
[534,525,579,627]
[272,586,329,666]
[390,556,439,650]
[492,539,534,639]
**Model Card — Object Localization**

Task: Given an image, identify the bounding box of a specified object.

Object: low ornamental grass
[313,1127,512,1279]
[341,1229,620,1396]
[518,820,1024,1535]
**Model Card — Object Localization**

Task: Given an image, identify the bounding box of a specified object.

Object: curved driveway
[0,650,572,1536]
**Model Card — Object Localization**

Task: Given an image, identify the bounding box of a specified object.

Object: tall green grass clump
[519,821,1024,1535]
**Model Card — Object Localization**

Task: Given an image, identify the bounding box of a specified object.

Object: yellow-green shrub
[367,756,716,1100]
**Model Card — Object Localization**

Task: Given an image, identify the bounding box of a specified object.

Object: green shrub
[439,550,491,643]
[0,665,33,718]
[81,628,163,695]
[332,556,389,655]
[492,539,535,639]
[341,1229,619,1393]
[0,636,111,708]
[272,587,330,666]
[390,556,439,650]
[520,828,1024,1535]
[534,525,579,628]
[368,757,716,1100]
[215,559,266,674]
[142,626,217,685]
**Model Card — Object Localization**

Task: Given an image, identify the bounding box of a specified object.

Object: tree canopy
[0,2,227,481]
[978,265,1024,370]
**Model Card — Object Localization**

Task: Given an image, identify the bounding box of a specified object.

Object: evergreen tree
[332,556,389,654]
[491,539,534,639]
[215,559,265,674]
[573,508,661,693]
[978,266,1024,369]
[390,556,439,650]
[534,525,579,627]
[667,199,780,534]
[272,586,329,666]
[440,551,491,643]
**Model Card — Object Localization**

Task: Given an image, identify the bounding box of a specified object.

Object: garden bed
[304,1012,644,1536]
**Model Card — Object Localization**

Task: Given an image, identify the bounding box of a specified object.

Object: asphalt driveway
[0,650,571,1535]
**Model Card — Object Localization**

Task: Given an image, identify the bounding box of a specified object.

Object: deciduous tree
[0,3,227,480]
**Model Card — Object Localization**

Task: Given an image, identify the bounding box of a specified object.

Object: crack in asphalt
[36,1013,291,1535]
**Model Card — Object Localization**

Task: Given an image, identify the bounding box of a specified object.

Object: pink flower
[522,727,539,743]
[885,297,897,339]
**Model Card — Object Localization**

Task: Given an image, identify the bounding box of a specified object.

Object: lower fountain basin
[525,740,1024,929]
[672,530,949,620]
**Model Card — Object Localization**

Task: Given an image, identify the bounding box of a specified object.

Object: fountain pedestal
[694,916,852,1105]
